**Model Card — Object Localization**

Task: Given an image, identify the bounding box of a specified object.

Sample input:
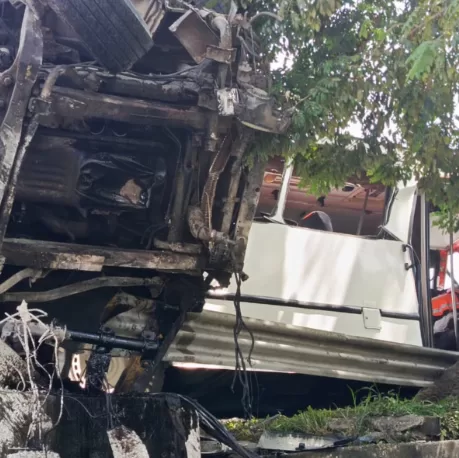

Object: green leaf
[249,0,459,230]
[374,28,386,42]
[406,40,439,80]
[359,20,371,39]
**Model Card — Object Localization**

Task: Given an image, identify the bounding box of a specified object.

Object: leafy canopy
[246,0,459,230]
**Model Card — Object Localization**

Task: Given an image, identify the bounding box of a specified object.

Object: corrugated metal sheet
[165,311,459,387]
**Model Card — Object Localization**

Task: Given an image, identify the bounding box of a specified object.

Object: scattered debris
[0,390,224,458]
[201,437,231,455]
[257,431,347,452]
[237,441,259,453]
[224,391,459,445]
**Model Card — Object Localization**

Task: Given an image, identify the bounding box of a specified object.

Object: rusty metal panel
[165,310,459,387]
[205,44,236,64]
[169,10,219,64]
[33,87,209,131]
[17,141,80,207]
[2,238,203,272]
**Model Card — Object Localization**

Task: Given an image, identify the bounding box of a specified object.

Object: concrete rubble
[107,426,149,458]
[368,415,440,442]
[0,390,53,456]
[326,414,441,443]
[0,386,456,458]
[417,361,459,402]
[0,391,199,458]
[0,340,29,387]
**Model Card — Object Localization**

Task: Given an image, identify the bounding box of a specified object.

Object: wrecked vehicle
[0,0,458,405]
[0,0,291,392]
[200,160,459,384]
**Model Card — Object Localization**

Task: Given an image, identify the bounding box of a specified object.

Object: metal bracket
[402,244,415,270]
[266,159,294,224]
[86,326,113,391]
[130,285,197,392]
[362,307,382,330]
[86,349,111,392]
[169,10,219,64]
[217,88,239,116]
[206,45,236,64]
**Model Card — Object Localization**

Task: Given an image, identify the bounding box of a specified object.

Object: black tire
[46,0,154,73]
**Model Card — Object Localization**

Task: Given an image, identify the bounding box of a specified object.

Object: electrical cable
[231,272,255,419]
[150,392,260,458]
[121,61,208,81]
[41,60,207,82]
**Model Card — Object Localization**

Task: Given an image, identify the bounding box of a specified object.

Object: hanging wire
[231,272,255,418]
[154,393,260,458]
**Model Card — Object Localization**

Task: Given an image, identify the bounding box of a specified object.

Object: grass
[223,388,459,442]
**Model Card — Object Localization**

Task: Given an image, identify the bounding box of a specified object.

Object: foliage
[223,388,459,441]
[267,389,459,438]
[246,0,459,230]
[221,417,265,441]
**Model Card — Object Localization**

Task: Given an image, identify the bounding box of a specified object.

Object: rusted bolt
[1,75,13,87]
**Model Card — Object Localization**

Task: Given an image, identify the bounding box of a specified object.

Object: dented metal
[165,310,459,387]
[0,0,290,394]
[169,10,219,64]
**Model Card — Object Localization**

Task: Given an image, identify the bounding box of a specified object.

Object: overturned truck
[0,0,290,392]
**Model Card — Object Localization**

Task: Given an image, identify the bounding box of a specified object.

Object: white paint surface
[205,299,422,345]
[185,415,200,458]
[231,222,418,314]
[383,180,417,243]
[205,221,422,346]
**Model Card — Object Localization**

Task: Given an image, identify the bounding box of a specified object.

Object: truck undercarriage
[0,0,290,392]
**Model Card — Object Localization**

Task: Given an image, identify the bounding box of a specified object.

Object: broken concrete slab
[369,415,441,441]
[370,415,424,432]
[0,340,29,387]
[0,390,53,455]
[108,426,149,458]
[292,440,459,458]
[417,361,459,402]
[0,391,199,458]
[47,394,199,458]
[327,418,357,435]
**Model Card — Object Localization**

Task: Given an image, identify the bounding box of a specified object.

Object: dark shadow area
[163,366,418,418]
